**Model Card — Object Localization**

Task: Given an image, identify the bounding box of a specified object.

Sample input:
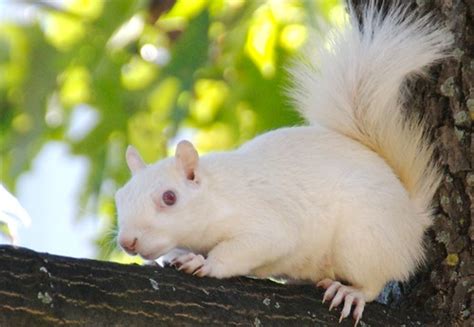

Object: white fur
[115,2,451,303]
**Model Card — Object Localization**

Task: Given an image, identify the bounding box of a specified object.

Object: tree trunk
[404,0,473,323]
[0,245,433,326]
[352,0,473,325]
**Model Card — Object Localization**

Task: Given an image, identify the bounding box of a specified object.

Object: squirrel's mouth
[139,243,174,261]
[124,249,138,256]
[139,251,159,260]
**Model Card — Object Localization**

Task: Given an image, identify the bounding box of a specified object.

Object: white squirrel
[115,2,451,324]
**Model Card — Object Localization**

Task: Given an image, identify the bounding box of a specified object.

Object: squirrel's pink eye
[162,190,176,206]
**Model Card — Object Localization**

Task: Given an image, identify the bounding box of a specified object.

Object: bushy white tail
[289,2,451,215]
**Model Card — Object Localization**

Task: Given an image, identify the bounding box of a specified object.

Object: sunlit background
[0,0,343,262]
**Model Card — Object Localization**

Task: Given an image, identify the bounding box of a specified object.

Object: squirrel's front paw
[171,253,227,278]
[194,259,226,278]
[171,252,206,274]
[193,261,211,277]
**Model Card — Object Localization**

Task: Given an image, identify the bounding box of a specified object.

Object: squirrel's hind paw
[317,278,365,326]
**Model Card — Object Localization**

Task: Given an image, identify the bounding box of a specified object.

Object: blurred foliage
[0,0,343,260]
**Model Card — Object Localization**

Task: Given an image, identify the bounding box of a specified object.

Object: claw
[318,279,334,303]
[317,278,334,289]
[339,294,354,322]
[172,253,206,274]
[192,264,205,275]
[317,279,367,325]
[329,285,347,310]
[194,263,211,277]
[323,281,341,303]
[170,261,179,268]
[353,298,365,326]
[173,253,194,267]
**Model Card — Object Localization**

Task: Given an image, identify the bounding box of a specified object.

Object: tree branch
[0,245,428,326]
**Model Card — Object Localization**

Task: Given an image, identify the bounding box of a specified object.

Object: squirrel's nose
[119,236,138,254]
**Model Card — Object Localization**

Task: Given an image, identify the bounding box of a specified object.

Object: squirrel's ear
[126,145,146,174]
[175,140,199,181]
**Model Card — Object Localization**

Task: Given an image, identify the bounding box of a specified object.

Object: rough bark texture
[0,245,419,327]
[352,0,473,325]
[405,0,473,323]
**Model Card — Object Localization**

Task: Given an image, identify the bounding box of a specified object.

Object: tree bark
[403,0,473,323]
[351,0,473,325]
[0,245,425,326]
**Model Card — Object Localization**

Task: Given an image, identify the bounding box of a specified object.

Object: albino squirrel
[115,2,451,324]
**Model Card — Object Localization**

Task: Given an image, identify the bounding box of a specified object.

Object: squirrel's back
[288,2,451,220]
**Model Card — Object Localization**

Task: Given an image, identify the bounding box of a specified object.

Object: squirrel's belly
[251,252,336,283]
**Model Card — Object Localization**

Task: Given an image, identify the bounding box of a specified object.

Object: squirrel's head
[115,140,206,260]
